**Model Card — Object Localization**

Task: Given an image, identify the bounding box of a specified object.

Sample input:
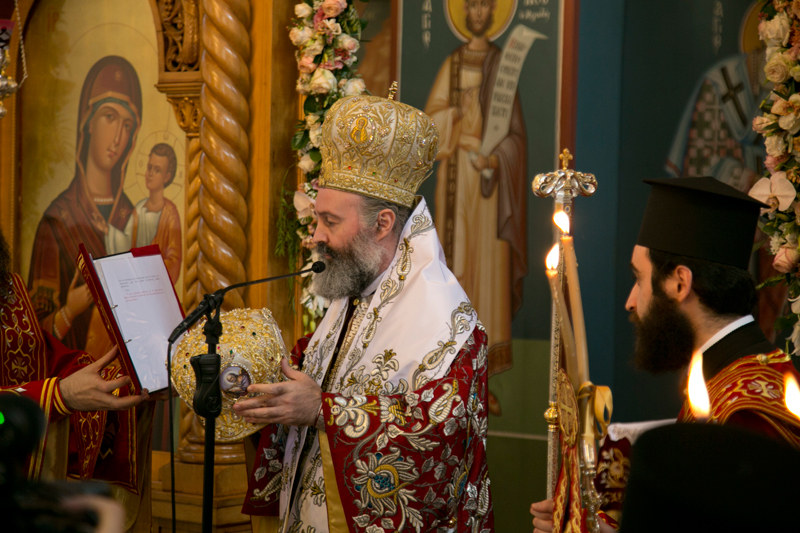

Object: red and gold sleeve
[0,376,72,421]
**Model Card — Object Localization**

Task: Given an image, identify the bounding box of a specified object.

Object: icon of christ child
[221,366,251,398]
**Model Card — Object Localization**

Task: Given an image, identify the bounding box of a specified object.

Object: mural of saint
[27,56,142,356]
[131,142,182,284]
[424,0,527,412]
[664,4,785,340]
[665,5,764,190]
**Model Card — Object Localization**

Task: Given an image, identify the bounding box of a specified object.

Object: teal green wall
[486,339,550,531]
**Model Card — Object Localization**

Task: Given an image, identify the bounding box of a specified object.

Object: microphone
[168,260,325,343]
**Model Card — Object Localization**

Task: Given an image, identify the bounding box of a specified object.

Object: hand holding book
[59,346,149,411]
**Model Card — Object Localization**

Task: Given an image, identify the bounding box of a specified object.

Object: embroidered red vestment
[243,326,494,533]
[0,273,148,491]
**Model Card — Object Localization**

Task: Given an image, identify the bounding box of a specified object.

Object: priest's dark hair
[648,248,757,318]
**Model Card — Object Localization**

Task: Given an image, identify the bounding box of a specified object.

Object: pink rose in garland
[753,114,777,134]
[336,34,360,53]
[774,245,800,274]
[765,154,788,173]
[298,55,318,74]
[321,0,347,18]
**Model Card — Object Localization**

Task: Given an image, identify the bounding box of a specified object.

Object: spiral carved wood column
[197,0,251,310]
[183,135,203,310]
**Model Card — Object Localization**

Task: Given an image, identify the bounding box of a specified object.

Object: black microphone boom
[167,261,325,343]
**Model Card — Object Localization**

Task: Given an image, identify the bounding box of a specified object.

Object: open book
[77,244,184,393]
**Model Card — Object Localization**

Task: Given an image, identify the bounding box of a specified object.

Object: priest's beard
[310,226,388,301]
[629,285,695,374]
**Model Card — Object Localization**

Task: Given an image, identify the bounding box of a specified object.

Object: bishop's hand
[231,358,322,427]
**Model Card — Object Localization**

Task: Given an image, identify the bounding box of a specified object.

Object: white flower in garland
[309,68,338,94]
[309,123,323,147]
[343,78,366,96]
[295,3,314,18]
[298,153,316,174]
[765,133,789,157]
[750,172,796,214]
[290,25,314,47]
[760,11,792,47]
[280,0,368,331]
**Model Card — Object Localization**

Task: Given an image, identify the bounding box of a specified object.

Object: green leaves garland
[276,0,369,332]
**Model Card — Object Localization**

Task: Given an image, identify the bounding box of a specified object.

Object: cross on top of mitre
[533,148,598,199]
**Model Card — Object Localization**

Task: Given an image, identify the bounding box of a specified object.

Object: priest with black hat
[532,176,800,532]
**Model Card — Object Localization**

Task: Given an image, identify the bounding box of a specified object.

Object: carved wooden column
[149,1,252,531]
[197,0,251,310]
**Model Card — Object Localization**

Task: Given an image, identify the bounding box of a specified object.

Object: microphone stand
[169,263,324,533]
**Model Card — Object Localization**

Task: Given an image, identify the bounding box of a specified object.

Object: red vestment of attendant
[243,326,494,533]
[0,273,150,493]
[594,321,800,529]
[1,273,93,479]
[677,349,800,443]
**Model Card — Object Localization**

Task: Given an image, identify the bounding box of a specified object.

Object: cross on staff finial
[388,81,398,100]
[533,148,597,200]
[559,149,573,171]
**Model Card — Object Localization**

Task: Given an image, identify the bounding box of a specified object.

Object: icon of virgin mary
[28,56,142,353]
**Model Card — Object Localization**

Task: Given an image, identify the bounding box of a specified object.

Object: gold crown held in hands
[319,85,439,208]
[170,308,288,442]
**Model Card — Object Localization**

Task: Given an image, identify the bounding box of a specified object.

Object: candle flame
[554,211,570,234]
[785,373,800,419]
[687,351,710,420]
[546,244,560,270]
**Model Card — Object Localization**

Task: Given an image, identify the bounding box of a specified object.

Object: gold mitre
[170,308,287,442]
[319,85,439,208]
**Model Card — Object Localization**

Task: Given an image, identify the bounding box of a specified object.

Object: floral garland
[277,0,369,332]
[749,1,800,352]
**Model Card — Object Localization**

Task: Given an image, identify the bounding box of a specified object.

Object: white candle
[554,211,589,386]
[545,244,579,390]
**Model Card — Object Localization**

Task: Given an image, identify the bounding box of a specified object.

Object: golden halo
[445,0,518,43]
[740,1,766,54]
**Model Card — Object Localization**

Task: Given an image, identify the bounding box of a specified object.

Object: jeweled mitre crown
[319,92,439,208]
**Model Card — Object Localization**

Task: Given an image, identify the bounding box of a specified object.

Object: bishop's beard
[630,285,695,374]
[309,226,389,301]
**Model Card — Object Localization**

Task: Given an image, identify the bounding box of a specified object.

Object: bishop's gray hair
[359,196,412,238]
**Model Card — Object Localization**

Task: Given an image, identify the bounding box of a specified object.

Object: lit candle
[785,372,800,419]
[545,244,579,389]
[553,211,589,386]
[687,351,710,422]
